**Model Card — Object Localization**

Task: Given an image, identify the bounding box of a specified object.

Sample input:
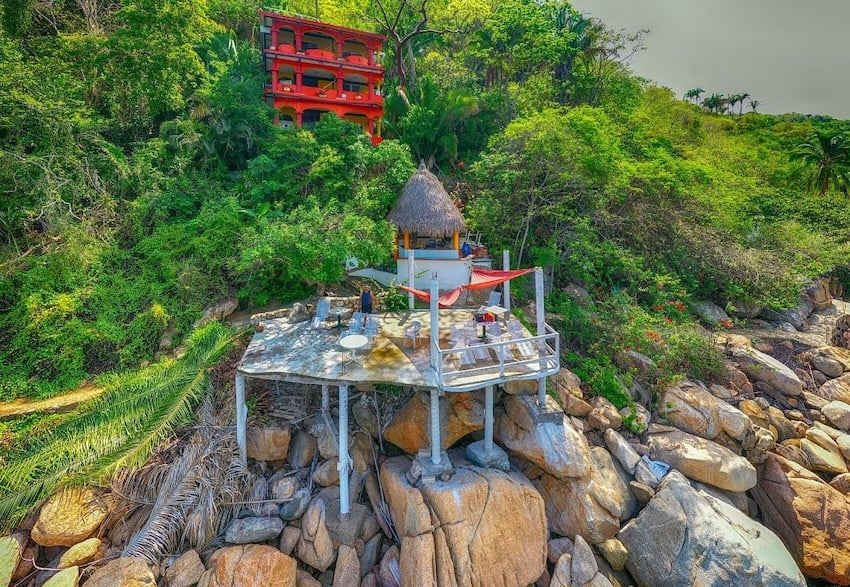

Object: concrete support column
[295,70,303,93]
[430,388,441,465]
[367,80,374,99]
[503,250,511,313]
[295,32,303,52]
[408,250,415,310]
[321,383,329,411]
[235,374,247,465]
[368,117,375,135]
[484,385,494,454]
[338,384,350,515]
[535,267,546,406]
[271,27,278,48]
[336,39,344,59]
[271,68,278,90]
[295,110,303,128]
[336,75,344,92]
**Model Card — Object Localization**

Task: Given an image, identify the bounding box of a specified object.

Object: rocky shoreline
[3,285,850,587]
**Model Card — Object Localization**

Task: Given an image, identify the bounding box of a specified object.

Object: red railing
[272,84,383,105]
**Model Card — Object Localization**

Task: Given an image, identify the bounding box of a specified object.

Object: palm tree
[748,99,760,113]
[790,133,850,195]
[737,93,750,115]
[702,93,723,113]
[684,87,704,103]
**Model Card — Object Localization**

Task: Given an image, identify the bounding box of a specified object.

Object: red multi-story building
[260,12,386,145]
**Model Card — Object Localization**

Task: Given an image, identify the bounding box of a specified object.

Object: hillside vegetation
[1,0,850,522]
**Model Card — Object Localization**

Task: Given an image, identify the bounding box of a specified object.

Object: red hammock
[399,267,534,307]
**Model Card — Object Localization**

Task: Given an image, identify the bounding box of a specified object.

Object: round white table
[339,333,369,370]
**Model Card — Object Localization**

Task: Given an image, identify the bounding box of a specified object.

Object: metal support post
[408,250,415,310]
[535,267,546,406]
[430,388,441,465]
[429,277,439,373]
[338,384,350,515]
[502,250,511,314]
[235,374,247,465]
[484,385,494,455]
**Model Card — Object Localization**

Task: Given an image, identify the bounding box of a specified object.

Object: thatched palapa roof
[388,162,467,236]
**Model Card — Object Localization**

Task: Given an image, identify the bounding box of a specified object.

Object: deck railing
[434,323,560,392]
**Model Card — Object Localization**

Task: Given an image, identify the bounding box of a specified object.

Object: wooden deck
[238,309,559,392]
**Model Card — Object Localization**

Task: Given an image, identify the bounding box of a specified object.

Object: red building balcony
[261,12,386,143]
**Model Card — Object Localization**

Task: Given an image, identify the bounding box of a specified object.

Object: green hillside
[1,0,849,524]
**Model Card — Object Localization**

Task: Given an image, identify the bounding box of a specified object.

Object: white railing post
[235,374,247,465]
[535,267,546,406]
[338,384,350,515]
[502,250,511,314]
[408,250,415,310]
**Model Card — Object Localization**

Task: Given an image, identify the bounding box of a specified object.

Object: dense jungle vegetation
[2,0,850,528]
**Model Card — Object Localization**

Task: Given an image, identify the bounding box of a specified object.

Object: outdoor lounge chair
[507,319,537,359]
[487,290,502,307]
[312,299,330,328]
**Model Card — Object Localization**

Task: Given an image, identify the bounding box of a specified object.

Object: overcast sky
[568,0,850,119]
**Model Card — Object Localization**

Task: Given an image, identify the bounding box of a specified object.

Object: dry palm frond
[117,393,253,562]
[0,323,239,533]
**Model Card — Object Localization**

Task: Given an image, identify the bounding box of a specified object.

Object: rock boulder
[31,488,109,547]
[383,391,483,454]
[647,427,757,492]
[752,453,850,585]
[619,471,805,587]
[198,545,296,587]
[496,395,592,480]
[380,456,547,587]
[85,557,157,587]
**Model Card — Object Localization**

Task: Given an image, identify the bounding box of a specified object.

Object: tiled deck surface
[238,309,553,390]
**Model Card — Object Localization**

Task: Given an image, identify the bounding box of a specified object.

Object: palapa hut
[389,161,467,251]
[389,162,483,290]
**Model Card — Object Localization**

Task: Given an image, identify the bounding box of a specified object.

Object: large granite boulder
[496,395,592,480]
[647,426,757,492]
[383,390,483,454]
[619,471,805,587]
[380,456,547,587]
[752,452,850,585]
[722,335,802,396]
[533,446,634,543]
[31,488,109,547]
[198,545,296,587]
[658,379,753,442]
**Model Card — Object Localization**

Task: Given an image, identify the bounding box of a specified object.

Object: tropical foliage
[2,0,850,526]
[0,323,238,532]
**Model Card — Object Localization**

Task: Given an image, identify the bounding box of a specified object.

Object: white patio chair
[404,320,422,349]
